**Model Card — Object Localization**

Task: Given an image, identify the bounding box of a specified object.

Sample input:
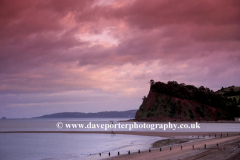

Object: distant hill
[135,80,240,121]
[216,86,240,103]
[216,86,240,95]
[34,110,137,118]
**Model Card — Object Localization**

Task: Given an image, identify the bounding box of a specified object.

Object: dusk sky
[0,0,240,118]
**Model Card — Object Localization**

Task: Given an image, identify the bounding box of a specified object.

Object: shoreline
[1,131,239,137]
[106,135,240,160]
[1,118,239,124]
[121,119,240,123]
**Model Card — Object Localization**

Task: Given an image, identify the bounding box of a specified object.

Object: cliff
[135,81,240,121]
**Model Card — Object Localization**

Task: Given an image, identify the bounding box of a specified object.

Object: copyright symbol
[56,122,63,129]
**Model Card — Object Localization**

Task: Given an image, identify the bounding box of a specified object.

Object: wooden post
[217,143,218,148]
[204,144,206,149]
[215,134,216,137]
[160,148,161,151]
[138,150,140,153]
[221,134,222,137]
[109,152,110,156]
[128,151,130,154]
[149,149,151,152]
[170,147,171,151]
[181,146,182,150]
[118,151,120,155]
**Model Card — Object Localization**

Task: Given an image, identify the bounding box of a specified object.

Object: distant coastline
[33,109,137,118]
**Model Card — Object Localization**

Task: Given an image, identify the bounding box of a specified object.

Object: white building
[234,117,240,122]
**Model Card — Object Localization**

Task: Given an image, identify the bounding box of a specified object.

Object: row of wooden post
[99,132,239,157]
[196,133,229,138]
[100,143,218,157]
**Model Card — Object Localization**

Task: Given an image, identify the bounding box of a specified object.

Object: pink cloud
[0,0,240,117]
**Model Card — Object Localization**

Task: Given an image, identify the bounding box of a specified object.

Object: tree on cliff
[149,79,155,86]
[142,96,147,101]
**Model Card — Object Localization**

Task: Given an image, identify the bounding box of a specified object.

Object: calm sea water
[0,133,162,160]
[0,118,240,160]
[0,118,163,160]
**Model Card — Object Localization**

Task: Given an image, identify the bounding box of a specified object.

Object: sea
[0,118,240,160]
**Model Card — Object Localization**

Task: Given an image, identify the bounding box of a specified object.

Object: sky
[0,0,240,118]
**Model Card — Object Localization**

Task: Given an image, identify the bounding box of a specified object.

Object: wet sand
[107,134,240,160]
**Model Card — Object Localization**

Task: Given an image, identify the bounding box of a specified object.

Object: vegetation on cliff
[135,80,240,121]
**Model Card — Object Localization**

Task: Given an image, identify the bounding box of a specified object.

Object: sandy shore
[107,134,240,160]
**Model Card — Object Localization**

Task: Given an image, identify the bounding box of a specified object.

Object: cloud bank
[0,0,240,117]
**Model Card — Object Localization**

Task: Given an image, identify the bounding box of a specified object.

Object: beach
[106,133,240,160]
[5,131,239,159]
[1,119,240,160]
